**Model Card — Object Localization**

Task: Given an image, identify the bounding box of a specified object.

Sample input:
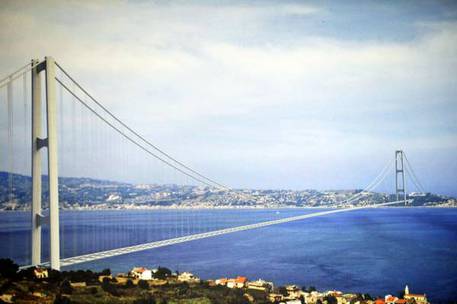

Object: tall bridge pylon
[395,150,407,205]
[30,57,60,270]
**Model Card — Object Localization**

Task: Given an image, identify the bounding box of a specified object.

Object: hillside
[1,171,455,211]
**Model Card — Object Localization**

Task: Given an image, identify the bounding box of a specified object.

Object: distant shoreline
[1,205,456,213]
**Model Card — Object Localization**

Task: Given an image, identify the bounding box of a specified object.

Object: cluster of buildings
[381,286,429,304]
[3,169,456,210]
[198,274,428,304]
[264,285,429,304]
[127,267,199,283]
[24,265,430,304]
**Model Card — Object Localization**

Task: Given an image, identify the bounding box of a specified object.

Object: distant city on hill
[0,171,455,211]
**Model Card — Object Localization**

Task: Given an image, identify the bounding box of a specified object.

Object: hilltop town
[0,259,431,304]
[1,172,456,211]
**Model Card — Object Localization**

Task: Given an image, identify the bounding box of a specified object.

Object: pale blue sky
[0,1,456,195]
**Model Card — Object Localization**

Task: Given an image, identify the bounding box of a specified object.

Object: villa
[33,267,48,279]
[178,272,201,283]
[130,267,152,280]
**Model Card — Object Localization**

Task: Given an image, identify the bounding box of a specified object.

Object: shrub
[0,259,18,279]
[277,286,288,296]
[54,294,72,304]
[325,295,337,304]
[138,279,149,290]
[100,268,111,276]
[125,279,134,288]
[134,295,156,304]
[60,280,73,295]
[101,279,119,296]
[153,267,172,280]
[48,269,62,283]
[307,286,317,292]
[17,267,36,280]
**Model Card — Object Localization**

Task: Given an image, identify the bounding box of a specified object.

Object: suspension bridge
[0,57,426,270]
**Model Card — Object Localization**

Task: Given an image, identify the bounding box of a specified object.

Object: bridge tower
[31,57,60,270]
[395,150,407,205]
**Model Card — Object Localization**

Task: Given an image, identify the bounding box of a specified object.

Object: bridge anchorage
[1,57,425,270]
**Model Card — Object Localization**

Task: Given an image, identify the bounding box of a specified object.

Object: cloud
[0,1,456,194]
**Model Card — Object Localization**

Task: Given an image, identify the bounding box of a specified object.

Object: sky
[0,0,456,195]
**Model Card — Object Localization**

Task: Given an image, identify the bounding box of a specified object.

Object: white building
[247,279,274,292]
[178,272,200,283]
[34,267,48,279]
[130,267,152,280]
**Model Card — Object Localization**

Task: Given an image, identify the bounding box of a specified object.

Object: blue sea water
[1,208,456,302]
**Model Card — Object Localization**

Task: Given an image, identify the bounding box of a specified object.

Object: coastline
[1,205,456,213]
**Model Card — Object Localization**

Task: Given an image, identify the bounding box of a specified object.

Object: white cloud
[0,1,456,193]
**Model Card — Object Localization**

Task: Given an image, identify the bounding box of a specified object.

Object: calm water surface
[1,208,456,302]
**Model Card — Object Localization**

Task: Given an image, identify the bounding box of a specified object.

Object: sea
[1,208,456,302]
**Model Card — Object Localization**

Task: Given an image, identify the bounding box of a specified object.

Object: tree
[125,279,134,288]
[138,279,150,290]
[0,259,18,279]
[101,278,110,290]
[307,286,317,292]
[48,269,62,283]
[277,286,288,296]
[325,295,338,304]
[134,296,156,304]
[158,298,167,304]
[60,280,73,295]
[54,294,72,304]
[154,267,172,280]
[176,282,189,296]
[100,268,111,276]
[17,267,36,280]
[102,279,119,296]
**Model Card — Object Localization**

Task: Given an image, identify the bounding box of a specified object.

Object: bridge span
[1,58,422,270]
[47,200,406,268]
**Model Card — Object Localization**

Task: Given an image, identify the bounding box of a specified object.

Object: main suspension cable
[0,61,42,90]
[403,153,426,193]
[55,77,221,189]
[54,62,229,190]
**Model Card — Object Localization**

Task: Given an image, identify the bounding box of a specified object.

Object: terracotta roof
[386,296,398,302]
[132,267,147,273]
[235,276,247,283]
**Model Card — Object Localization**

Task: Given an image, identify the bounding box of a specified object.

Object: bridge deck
[27,201,407,268]
[56,201,404,266]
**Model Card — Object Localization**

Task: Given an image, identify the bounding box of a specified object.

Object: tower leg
[395,150,407,205]
[31,59,42,266]
[45,57,60,270]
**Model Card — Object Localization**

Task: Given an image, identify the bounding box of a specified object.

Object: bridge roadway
[36,200,407,268]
